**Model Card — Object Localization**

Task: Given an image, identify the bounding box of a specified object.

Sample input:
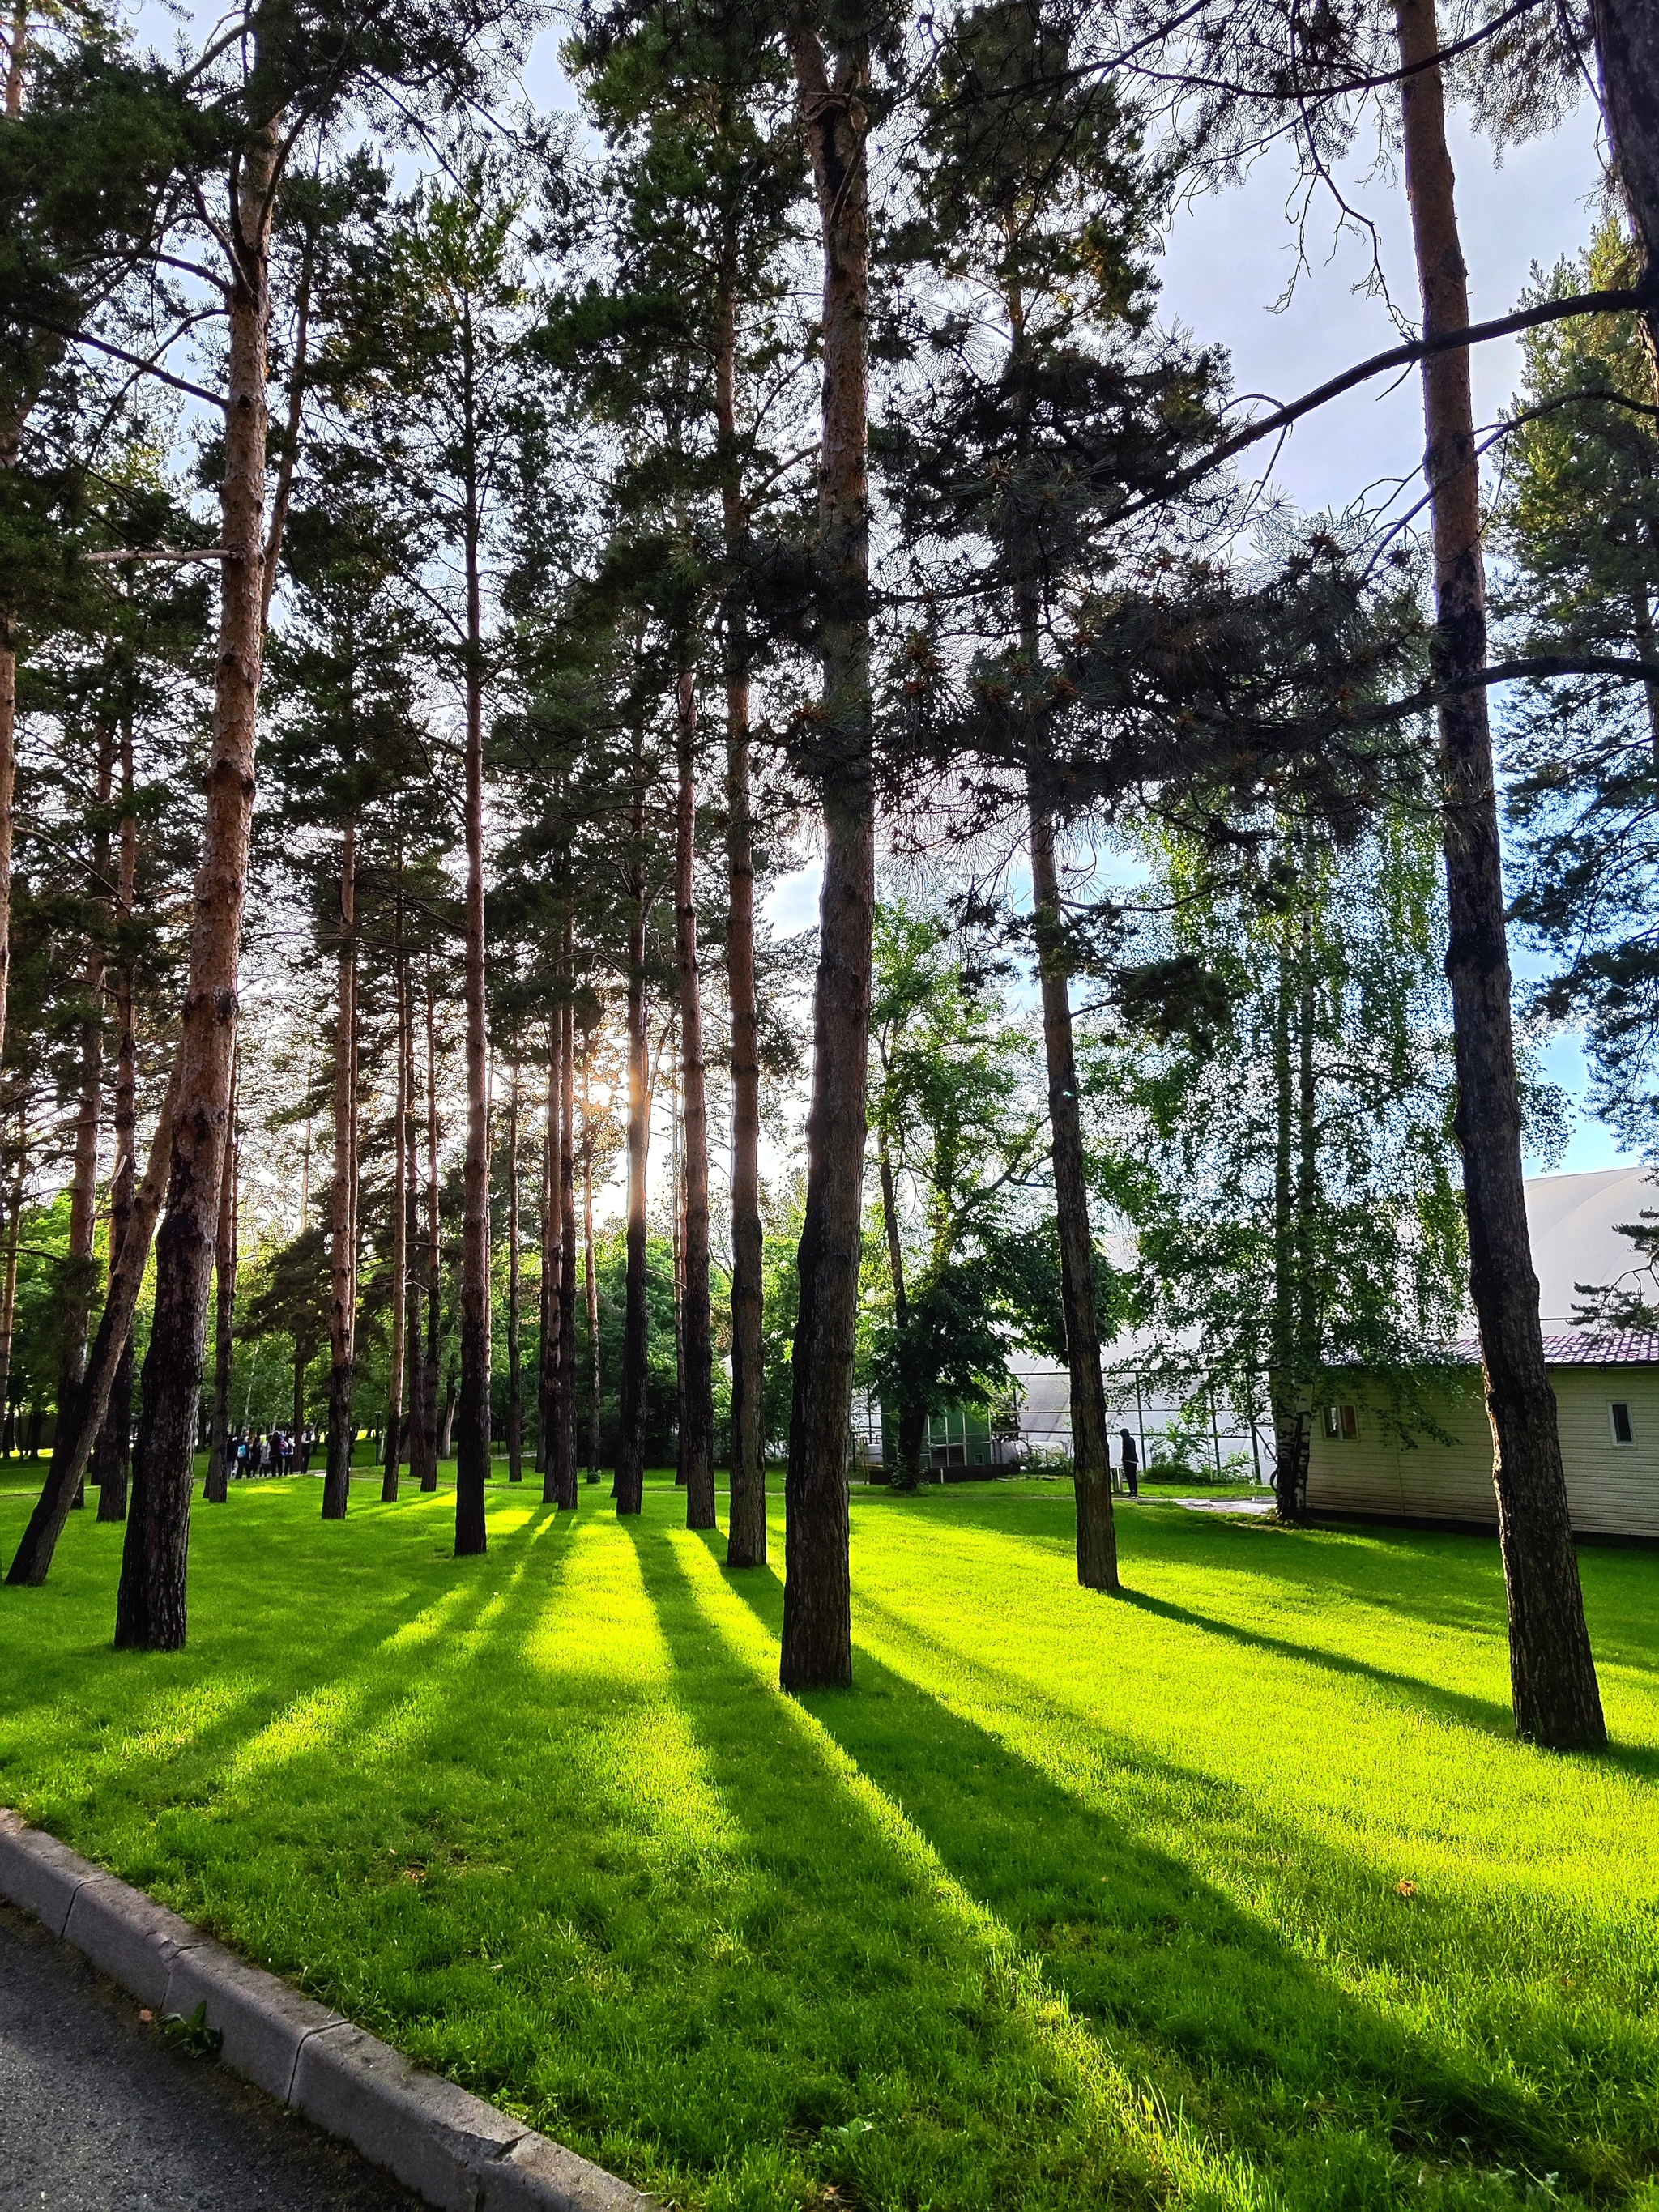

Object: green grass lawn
[2,1473,1657,2212]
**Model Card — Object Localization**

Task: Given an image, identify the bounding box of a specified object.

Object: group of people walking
[231,1429,314,1478]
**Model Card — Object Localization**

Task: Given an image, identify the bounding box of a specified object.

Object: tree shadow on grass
[1110,1585,1516,1735]
[904,1487,1532,1639]
[0,1500,569,1889]
[904,1490,1659,1771]
[648,1531,1604,2201]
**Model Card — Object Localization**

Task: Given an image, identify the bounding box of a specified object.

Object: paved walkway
[0,1903,419,2211]
[1164,1496,1276,1516]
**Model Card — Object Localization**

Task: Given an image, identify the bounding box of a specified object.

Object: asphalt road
[0,1902,421,2212]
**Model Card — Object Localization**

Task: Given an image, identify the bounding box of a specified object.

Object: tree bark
[203,1049,238,1504]
[322,818,357,1519]
[615,745,651,1517]
[782,15,874,1691]
[382,922,410,1503]
[1590,0,1659,369]
[9,1066,177,1585]
[454,292,491,1558]
[555,991,579,1507]
[1026,786,1118,1587]
[59,730,113,1511]
[115,100,279,1653]
[505,1058,522,1482]
[1396,0,1605,1749]
[94,721,139,1520]
[674,668,717,1530]
[541,1013,563,1506]
[718,254,766,1566]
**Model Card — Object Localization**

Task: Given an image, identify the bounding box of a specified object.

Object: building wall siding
[1307,1370,1659,1538]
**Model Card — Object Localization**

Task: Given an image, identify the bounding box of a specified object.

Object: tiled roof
[1543,1331,1659,1366]
[1439,1332,1659,1366]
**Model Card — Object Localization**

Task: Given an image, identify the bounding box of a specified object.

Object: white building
[1307,1166,1659,1538]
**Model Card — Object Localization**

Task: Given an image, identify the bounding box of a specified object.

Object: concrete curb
[0,1809,657,2212]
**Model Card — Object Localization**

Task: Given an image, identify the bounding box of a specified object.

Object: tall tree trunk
[1293,901,1320,1503]
[1269,914,1306,1519]
[203,1049,239,1504]
[115,102,279,1653]
[1396,0,1605,1750]
[94,720,139,1521]
[672,1040,686,1486]
[541,1013,563,1506]
[505,1059,522,1483]
[555,991,578,1508]
[418,960,437,1495]
[1026,781,1118,1586]
[382,921,410,1504]
[615,746,652,1517]
[59,729,113,1510]
[454,300,491,1558]
[1590,0,1659,373]
[718,258,766,1567]
[782,17,874,1692]
[322,819,358,1520]
[582,1041,600,1483]
[675,668,717,1530]
[0,3,35,1079]
[9,1068,177,1585]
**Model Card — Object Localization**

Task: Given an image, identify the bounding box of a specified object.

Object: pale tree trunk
[555,991,578,1507]
[454,294,492,1558]
[382,924,410,1503]
[60,731,113,1511]
[94,720,139,1520]
[540,1013,563,1506]
[717,246,766,1567]
[1396,0,1605,1749]
[115,104,279,1652]
[783,15,874,1691]
[674,668,716,1530]
[582,1042,600,1482]
[505,1059,522,1482]
[203,1049,238,1503]
[322,819,358,1519]
[438,1358,457,1459]
[615,745,651,1516]
[9,1068,177,1584]
[876,1121,923,1490]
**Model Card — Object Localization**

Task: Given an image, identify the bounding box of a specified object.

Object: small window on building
[1323,1405,1341,1439]
[1340,1404,1358,1440]
[1610,1400,1635,1447]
